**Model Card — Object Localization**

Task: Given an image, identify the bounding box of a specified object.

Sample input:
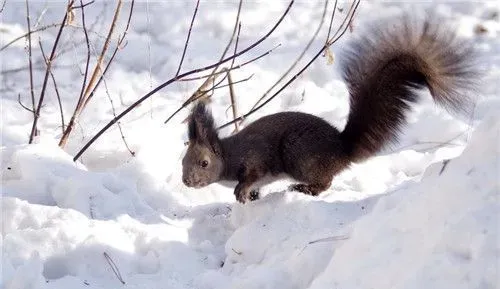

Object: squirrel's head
[182,102,224,188]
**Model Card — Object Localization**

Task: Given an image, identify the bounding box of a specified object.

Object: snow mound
[308,111,500,289]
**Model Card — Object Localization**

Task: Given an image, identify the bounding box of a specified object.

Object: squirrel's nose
[183,177,191,186]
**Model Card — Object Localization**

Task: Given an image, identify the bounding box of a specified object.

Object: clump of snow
[1,1,499,289]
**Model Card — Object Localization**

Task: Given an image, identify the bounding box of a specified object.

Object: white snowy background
[1,0,499,288]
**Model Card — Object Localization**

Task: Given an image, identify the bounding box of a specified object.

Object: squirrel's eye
[201,160,209,168]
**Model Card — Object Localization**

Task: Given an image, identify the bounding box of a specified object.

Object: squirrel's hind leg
[288,181,331,196]
[286,158,336,197]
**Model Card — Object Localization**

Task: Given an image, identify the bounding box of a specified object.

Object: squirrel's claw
[249,189,260,201]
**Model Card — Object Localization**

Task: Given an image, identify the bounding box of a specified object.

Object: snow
[1,1,499,289]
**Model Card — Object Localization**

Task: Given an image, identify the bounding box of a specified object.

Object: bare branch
[227,71,239,132]
[245,0,329,121]
[192,73,254,97]
[103,252,125,284]
[230,22,242,70]
[206,0,244,81]
[325,0,338,42]
[18,94,34,113]
[29,0,75,144]
[82,0,134,108]
[59,0,92,147]
[179,42,280,82]
[164,73,218,125]
[211,21,242,93]
[25,0,36,135]
[74,0,295,161]
[78,0,92,110]
[176,0,200,76]
[72,0,94,9]
[146,0,153,117]
[218,0,360,130]
[59,0,128,148]
[33,5,48,28]
[1,22,110,52]
[0,0,6,14]
[167,2,243,121]
[327,0,357,45]
[163,42,280,125]
[101,74,135,157]
[82,0,122,101]
[39,40,65,134]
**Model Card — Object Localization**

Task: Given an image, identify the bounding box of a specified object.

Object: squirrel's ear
[188,102,222,155]
[187,113,198,141]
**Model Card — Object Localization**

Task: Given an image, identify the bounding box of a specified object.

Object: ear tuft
[187,101,221,154]
[188,102,207,140]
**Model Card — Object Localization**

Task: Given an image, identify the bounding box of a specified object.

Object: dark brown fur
[181,14,479,203]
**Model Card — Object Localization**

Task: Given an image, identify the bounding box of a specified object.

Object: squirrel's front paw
[234,184,248,204]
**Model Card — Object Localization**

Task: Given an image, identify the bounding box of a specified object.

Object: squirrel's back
[339,12,480,162]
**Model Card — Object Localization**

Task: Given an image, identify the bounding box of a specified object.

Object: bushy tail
[339,13,480,162]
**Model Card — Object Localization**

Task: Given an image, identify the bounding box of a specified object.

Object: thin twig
[82,0,134,108]
[34,5,48,28]
[245,0,330,119]
[59,0,91,145]
[194,70,253,99]
[176,0,200,76]
[78,0,92,106]
[201,73,253,93]
[103,252,125,284]
[39,40,65,134]
[325,0,338,42]
[18,94,34,112]
[168,0,243,120]
[0,0,6,14]
[73,0,94,9]
[167,1,243,117]
[439,159,450,175]
[0,23,105,52]
[25,0,36,133]
[59,0,124,147]
[326,0,357,45]
[203,0,244,84]
[298,234,349,255]
[218,0,359,130]
[230,22,242,69]
[179,42,280,83]
[83,0,122,99]
[165,74,218,125]
[2,41,87,76]
[227,71,239,132]
[163,43,280,124]
[74,0,295,161]
[194,22,242,95]
[29,0,75,144]
[146,0,153,117]
[88,1,108,33]
[227,22,242,133]
[214,22,242,99]
[101,74,135,156]
[308,235,349,244]
[391,139,463,154]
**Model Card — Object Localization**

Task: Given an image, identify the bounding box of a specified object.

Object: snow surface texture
[1,1,499,289]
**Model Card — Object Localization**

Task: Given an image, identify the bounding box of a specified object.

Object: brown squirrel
[181,14,479,203]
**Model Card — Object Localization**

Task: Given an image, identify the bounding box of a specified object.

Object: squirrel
[181,13,479,203]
